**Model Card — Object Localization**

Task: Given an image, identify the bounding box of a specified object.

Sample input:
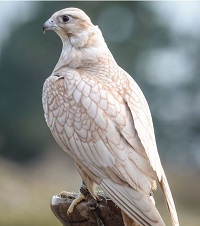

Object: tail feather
[159,172,179,226]
[122,212,142,226]
[100,178,165,226]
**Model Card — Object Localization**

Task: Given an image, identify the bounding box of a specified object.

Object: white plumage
[42,7,179,226]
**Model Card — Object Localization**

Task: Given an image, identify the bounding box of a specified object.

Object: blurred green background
[0,1,200,226]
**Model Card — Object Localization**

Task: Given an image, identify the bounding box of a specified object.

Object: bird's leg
[79,180,90,196]
[67,181,90,215]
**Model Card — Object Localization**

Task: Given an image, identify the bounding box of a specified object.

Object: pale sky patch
[0,2,39,58]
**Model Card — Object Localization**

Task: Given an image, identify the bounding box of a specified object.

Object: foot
[61,181,90,215]
[67,192,86,215]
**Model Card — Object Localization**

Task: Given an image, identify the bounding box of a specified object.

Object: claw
[67,193,86,215]
[59,191,75,199]
[59,181,91,215]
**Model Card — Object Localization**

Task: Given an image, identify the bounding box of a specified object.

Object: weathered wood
[50,191,124,226]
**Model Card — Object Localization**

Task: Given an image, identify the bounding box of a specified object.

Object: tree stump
[50,191,124,226]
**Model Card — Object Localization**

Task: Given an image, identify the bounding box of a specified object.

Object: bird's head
[43,7,104,48]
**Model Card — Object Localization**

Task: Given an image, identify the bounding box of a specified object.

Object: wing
[121,68,163,180]
[120,69,179,226]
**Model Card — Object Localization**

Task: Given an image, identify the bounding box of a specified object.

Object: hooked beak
[43,19,57,34]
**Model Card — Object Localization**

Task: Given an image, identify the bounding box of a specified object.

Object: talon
[67,193,86,215]
[59,191,68,198]
[59,191,76,199]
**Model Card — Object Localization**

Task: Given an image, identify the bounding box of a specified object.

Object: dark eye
[62,15,70,23]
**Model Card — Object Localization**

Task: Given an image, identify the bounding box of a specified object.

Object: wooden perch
[50,191,124,226]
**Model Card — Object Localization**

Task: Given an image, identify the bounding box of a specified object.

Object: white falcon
[42,7,179,226]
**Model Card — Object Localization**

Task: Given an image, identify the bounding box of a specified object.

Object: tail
[100,178,165,226]
[159,171,179,226]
